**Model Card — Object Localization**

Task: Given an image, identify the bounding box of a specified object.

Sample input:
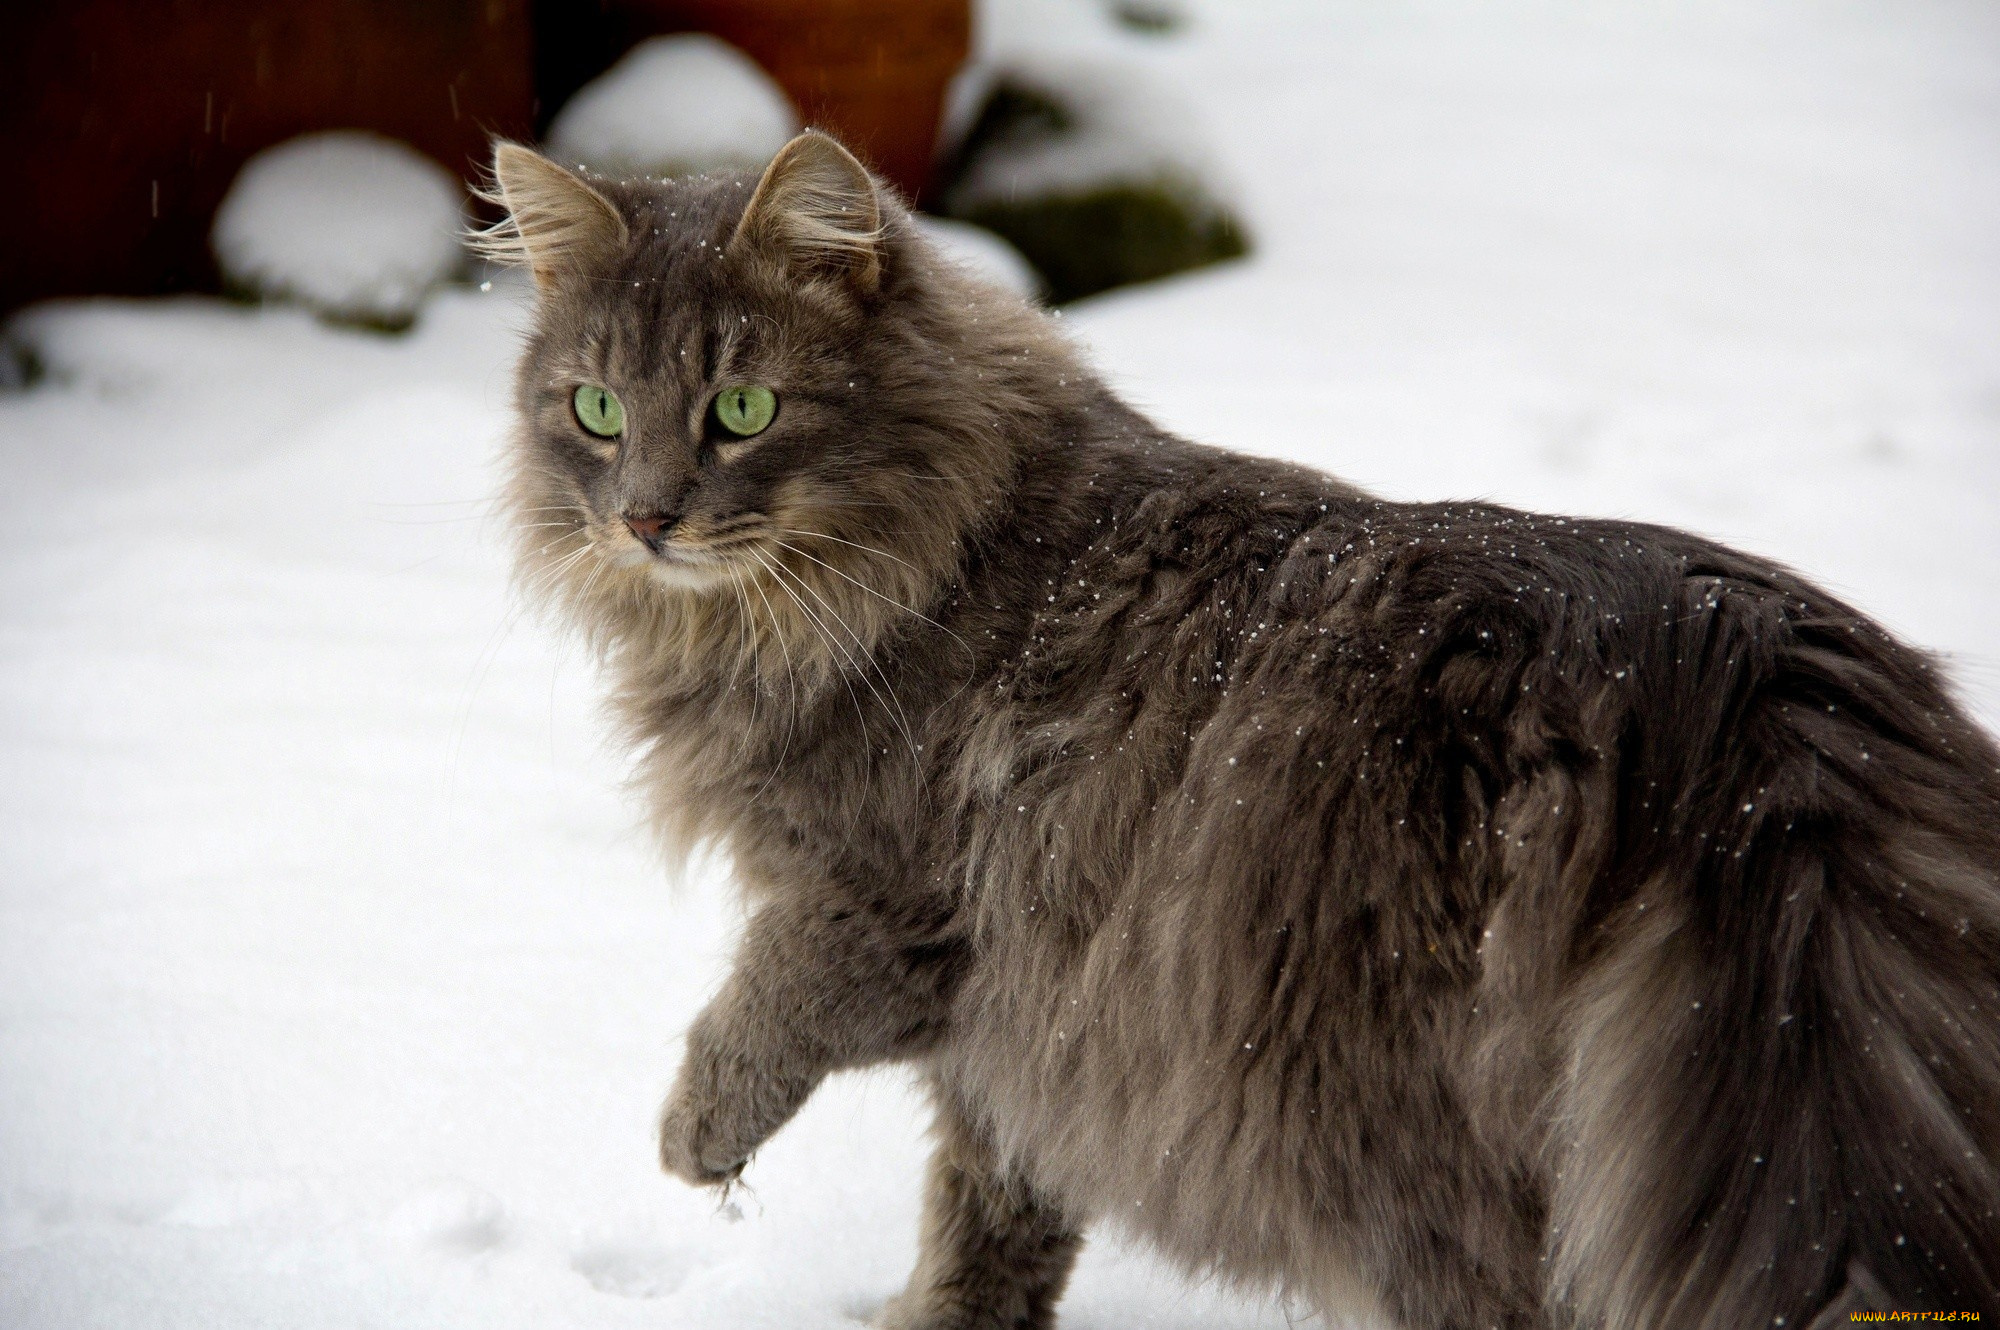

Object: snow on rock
[545,35,799,180]
[936,52,1248,302]
[911,216,1044,300]
[969,0,1133,60]
[944,54,1221,210]
[211,131,465,329]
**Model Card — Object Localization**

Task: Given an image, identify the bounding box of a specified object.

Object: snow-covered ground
[5,2,1999,1326]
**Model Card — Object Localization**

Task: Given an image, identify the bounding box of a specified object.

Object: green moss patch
[960,182,1246,304]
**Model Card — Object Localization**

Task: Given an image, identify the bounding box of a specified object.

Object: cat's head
[480,131,1070,665]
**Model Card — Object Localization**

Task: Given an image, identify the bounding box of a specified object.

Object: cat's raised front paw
[657,1093,748,1187]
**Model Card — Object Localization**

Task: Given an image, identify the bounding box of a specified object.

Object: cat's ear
[478,142,630,288]
[730,132,883,294]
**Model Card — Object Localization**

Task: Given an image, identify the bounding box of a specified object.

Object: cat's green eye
[713,385,777,438]
[573,384,625,438]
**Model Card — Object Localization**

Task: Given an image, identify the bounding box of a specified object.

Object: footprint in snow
[383,1179,507,1254]
[159,1177,302,1229]
[570,1242,689,1298]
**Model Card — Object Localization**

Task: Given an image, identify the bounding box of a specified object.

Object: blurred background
[3,2,1999,1327]
[5,0,1245,320]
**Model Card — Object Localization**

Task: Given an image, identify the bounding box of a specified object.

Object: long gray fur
[487,132,2000,1328]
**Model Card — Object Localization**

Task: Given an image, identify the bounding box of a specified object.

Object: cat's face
[519,197,874,592]
[491,134,987,602]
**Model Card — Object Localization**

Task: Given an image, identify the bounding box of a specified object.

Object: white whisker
[742,558,799,799]
[751,548,875,765]
[778,527,924,575]
[763,549,925,778]
[770,537,974,660]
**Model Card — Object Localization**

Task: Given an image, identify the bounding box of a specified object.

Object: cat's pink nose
[624,513,673,548]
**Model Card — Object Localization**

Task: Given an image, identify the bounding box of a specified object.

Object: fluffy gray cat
[478,132,2000,1328]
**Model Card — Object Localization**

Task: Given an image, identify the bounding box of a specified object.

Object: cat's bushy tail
[1547,575,2000,1326]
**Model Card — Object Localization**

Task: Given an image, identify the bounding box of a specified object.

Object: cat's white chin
[641,554,739,593]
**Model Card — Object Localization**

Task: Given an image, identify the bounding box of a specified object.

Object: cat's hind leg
[879,1087,1083,1330]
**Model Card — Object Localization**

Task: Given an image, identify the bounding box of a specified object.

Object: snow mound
[937,55,1246,302]
[546,35,800,180]
[911,216,1044,300]
[969,0,1132,60]
[945,55,1218,209]
[211,131,465,329]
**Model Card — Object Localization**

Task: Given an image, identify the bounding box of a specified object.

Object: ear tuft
[731,132,883,292]
[472,142,629,288]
